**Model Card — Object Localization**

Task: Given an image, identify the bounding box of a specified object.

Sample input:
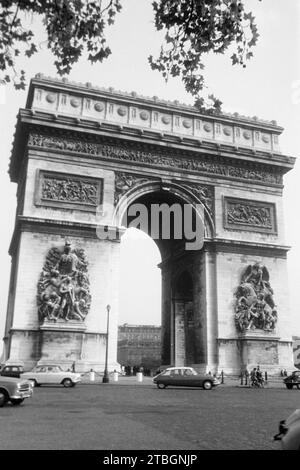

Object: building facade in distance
[117,324,161,373]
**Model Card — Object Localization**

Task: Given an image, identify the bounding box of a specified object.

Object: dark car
[283,370,300,389]
[153,366,220,390]
[0,365,24,378]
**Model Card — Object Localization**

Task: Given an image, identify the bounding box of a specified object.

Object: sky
[0,0,300,344]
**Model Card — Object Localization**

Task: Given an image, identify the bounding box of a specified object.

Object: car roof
[3,363,24,367]
[35,364,62,367]
[164,367,195,370]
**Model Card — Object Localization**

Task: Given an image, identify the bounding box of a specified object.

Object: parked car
[274,409,300,449]
[153,366,220,390]
[0,364,24,378]
[0,376,33,407]
[283,370,300,389]
[20,365,81,388]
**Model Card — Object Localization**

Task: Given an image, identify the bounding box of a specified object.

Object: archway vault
[113,179,215,240]
[115,179,213,369]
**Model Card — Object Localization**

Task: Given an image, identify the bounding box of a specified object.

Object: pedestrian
[250,367,257,386]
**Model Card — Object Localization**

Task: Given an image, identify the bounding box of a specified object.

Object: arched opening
[117,184,210,369]
[118,228,162,375]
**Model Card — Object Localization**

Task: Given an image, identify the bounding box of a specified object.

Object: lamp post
[102,304,111,383]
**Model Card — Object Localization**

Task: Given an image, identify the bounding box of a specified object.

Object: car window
[36,367,46,373]
[161,370,171,376]
[170,369,181,376]
[183,369,193,376]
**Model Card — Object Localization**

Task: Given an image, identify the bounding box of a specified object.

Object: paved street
[0,379,299,451]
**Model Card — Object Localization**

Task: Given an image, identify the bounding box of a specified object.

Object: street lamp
[102,304,111,383]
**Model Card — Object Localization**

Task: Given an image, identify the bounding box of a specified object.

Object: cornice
[9,216,124,255]
[9,109,295,184]
[27,74,284,131]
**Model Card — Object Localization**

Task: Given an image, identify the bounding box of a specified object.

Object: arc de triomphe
[2,74,295,374]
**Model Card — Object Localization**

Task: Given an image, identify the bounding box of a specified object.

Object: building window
[195,120,200,130]
[85,99,91,110]
[255,131,260,140]
[273,135,278,144]
[132,108,136,118]
[175,116,180,126]
[109,104,114,113]
[216,123,221,134]
[61,95,67,105]
[235,127,240,138]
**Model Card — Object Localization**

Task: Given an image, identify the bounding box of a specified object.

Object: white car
[21,365,81,388]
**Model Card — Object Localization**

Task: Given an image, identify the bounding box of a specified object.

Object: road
[0,381,299,450]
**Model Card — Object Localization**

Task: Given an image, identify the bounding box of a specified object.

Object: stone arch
[112,180,215,239]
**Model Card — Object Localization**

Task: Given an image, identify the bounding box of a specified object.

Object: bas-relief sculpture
[36,171,103,211]
[235,262,277,333]
[41,175,99,206]
[114,172,150,205]
[224,198,276,233]
[37,240,91,323]
[28,133,283,185]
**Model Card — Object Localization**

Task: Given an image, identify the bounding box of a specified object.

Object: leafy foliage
[0,0,261,112]
[149,0,261,112]
[0,0,122,89]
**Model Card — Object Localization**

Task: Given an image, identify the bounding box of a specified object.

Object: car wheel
[62,378,73,388]
[285,384,293,390]
[10,399,24,405]
[203,380,213,390]
[157,383,167,389]
[0,391,8,407]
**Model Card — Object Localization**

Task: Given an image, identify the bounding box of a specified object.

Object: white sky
[0,0,300,341]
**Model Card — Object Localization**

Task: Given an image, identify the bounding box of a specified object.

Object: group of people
[121,365,153,377]
[250,366,264,387]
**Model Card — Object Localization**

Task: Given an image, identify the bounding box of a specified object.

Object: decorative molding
[28,133,283,186]
[224,197,277,234]
[35,169,103,212]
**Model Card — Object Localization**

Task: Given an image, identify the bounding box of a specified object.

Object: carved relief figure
[234,262,277,332]
[227,202,273,229]
[114,172,150,205]
[37,240,91,323]
[29,133,283,186]
[41,175,99,206]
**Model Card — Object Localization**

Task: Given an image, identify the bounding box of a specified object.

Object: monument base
[5,326,120,373]
[218,330,294,375]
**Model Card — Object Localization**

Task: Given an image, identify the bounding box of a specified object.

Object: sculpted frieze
[37,240,91,324]
[114,172,152,205]
[224,197,276,233]
[28,133,283,185]
[179,183,214,217]
[36,170,102,211]
[235,263,277,333]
